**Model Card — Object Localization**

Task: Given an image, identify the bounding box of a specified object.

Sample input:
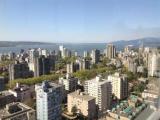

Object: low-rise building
[0,91,15,108]
[67,90,97,119]
[8,83,34,102]
[106,95,146,120]
[0,102,35,120]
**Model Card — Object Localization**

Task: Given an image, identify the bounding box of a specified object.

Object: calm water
[0,43,107,55]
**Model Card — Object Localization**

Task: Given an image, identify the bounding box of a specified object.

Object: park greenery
[5,56,142,91]
[55,56,77,70]
[8,74,60,88]
[7,62,118,88]
[73,66,116,81]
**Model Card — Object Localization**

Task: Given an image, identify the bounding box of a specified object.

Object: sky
[0,0,160,43]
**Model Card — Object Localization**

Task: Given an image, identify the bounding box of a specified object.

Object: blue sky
[0,0,160,43]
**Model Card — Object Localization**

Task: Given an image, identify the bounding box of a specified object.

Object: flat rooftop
[68,91,95,101]
[0,102,34,119]
[0,91,13,97]
[36,81,62,89]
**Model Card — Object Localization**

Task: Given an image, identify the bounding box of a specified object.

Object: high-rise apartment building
[128,58,137,74]
[106,44,116,59]
[34,56,51,77]
[84,75,112,113]
[35,81,64,120]
[148,49,160,77]
[59,45,71,58]
[108,73,128,100]
[66,62,75,74]
[28,49,39,63]
[59,74,78,92]
[83,51,89,58]
[9,61,32,80]
[76,58,90,70]
[91,49,100,64]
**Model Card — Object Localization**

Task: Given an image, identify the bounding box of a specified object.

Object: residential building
[74,51,78,57]
[128,58,137,74]
[28,49,39,63]
[8,52,16,60]
[84,75,112,113]
[66,62,78,73]
[83,51,89,58]
[8,83,34,102]
[9,61,32,80]
[0,77,5,91]
[59,74,78,92]
[148,49,160,77]
[35,81,64,120]
[0,102,35,120]
[91,49,100,64]
[106,44,116,59]
[124,45,132,53]
[67,62,74,74]
[108,73,128,100]
[76,58,90,71]
[59,45,71,58]
[42,49,49,57]
[106,95,146,120]
[48,55,55,71]
[67,90,96,119]
[34,55,51,77]
[0,91,15,108]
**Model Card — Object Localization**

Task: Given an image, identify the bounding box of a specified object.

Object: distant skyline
[0,0,160,43]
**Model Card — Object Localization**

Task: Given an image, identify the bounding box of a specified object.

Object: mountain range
[110,37,160,48]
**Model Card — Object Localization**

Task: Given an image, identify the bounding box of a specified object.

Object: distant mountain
[0,41,53,47]
[110,37,160,50]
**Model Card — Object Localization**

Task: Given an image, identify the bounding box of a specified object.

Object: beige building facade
[108,73,128,100]
[67,90,96,119]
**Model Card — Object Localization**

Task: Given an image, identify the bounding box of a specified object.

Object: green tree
[126,71,137,82]
[71,105,77,115]
[133,83,145,93]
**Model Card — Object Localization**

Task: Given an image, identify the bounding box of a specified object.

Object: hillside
[110,37,160,49]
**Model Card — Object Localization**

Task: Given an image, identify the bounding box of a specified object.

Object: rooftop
[0,91,13,97]
[129,95,139,103]
[143,89,159,95]
[110,99,147,119]
[86,75,110,85]
[35,80,63,92]
[0,102,35,119]
[12,84,29,92]
[68,90,95,101]
[108,72,127,79]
